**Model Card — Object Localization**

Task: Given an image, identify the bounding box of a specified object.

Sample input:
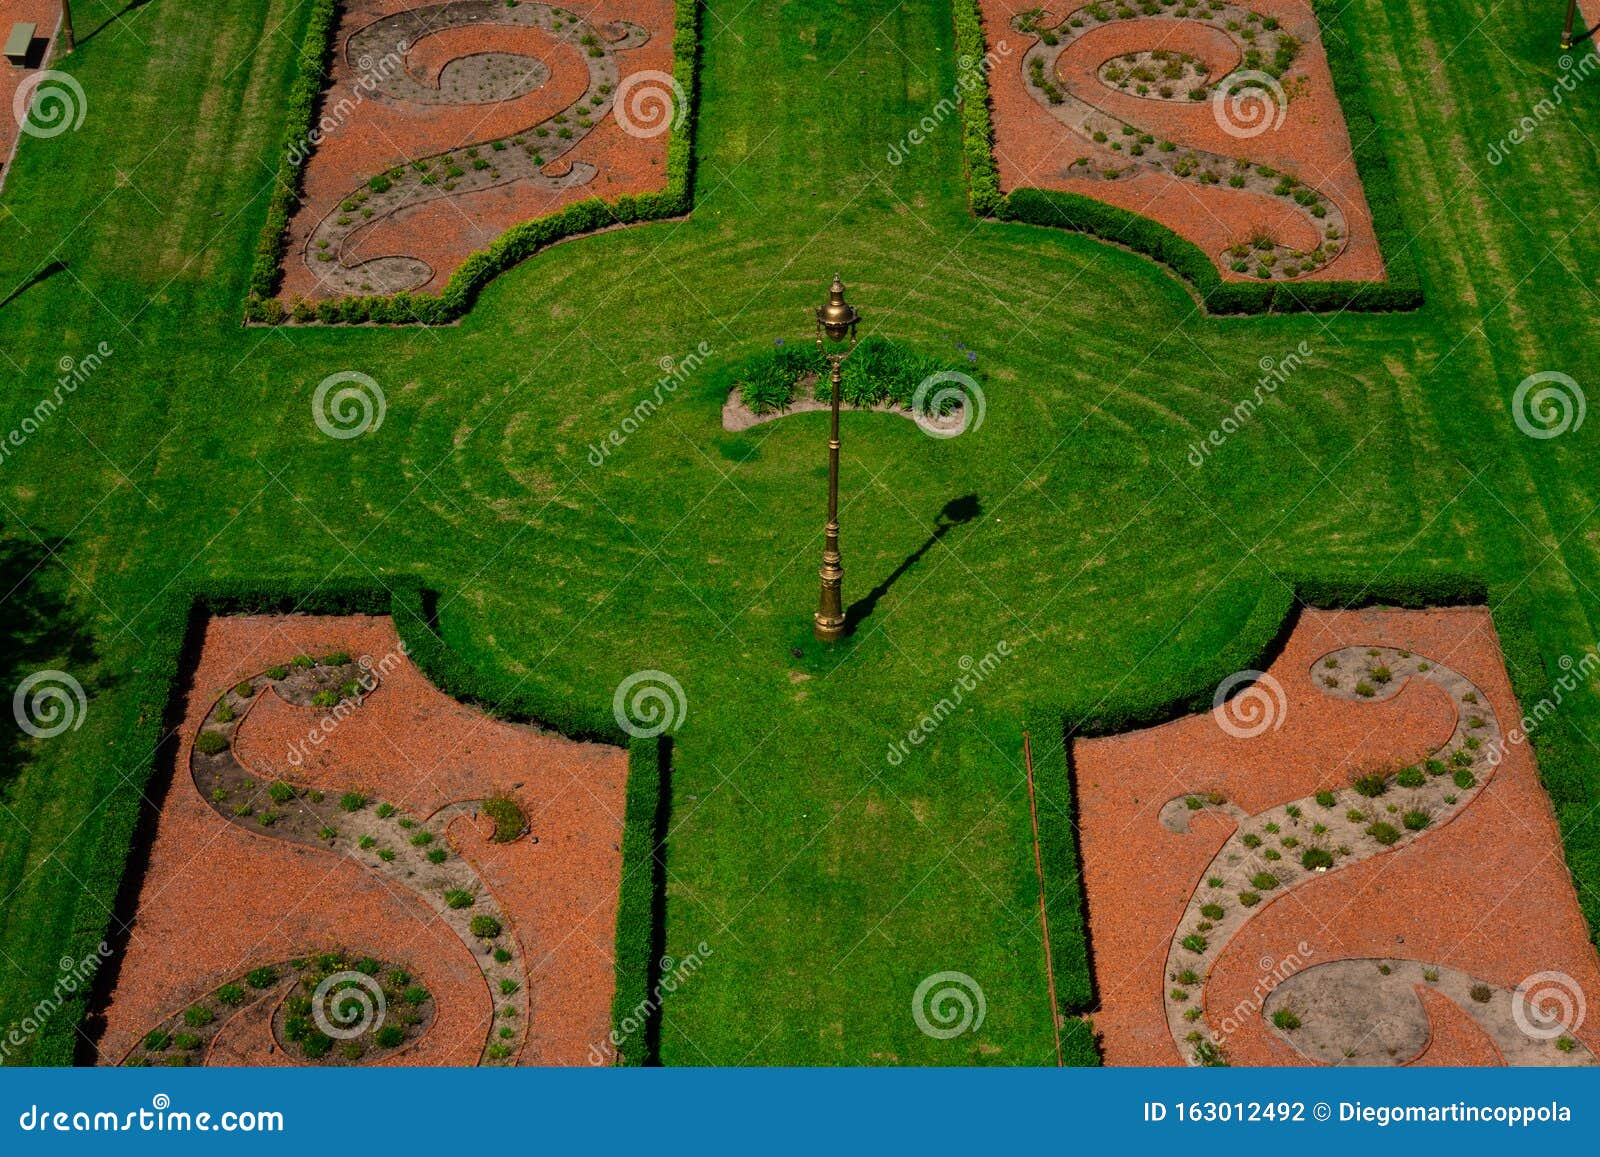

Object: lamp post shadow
[843,494,982,635]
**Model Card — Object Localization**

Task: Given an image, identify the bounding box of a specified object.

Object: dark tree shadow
[77,0,155,49]
[0,526,96,784]
[844,494,982,634]
[0,260,66,310]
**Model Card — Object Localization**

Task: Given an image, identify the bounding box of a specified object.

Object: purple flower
[774,338,785,346]
[966,351,977,363]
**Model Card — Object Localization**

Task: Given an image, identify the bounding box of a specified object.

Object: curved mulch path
[95,614,628,1067]
[978,0,1383,283]
[281,0,675,301]
[1073,606,1600,1067]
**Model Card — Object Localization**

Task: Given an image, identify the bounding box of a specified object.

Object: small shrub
[301,1031,333,1059]
[483,793,528,842]
[183,1003,214,1027]
[1206,876,1223,888]
[143,1030,171,1051]
[234,680,255,697]
[375,1024,406,1048]
[1170,987,1189,1001]
[1301,847,1334,871]
[358,835,376,850]
[1355,680,1375,697]
[1402,809,1432,831]
[193,731,229,756]
[1454,769,1477,789]
[246,966,277,989]
[1557,1035,1577,1053]
[1185,795,1203,810]
[403,986,430,1006]
[1470,984,1492,1003]
[1423,968,1440,982]
[340,792,368,812]
[493,948,513,964]
[377,848,396,862]
[444,888,475,909]
[410,830,434,846]
[1314,790,1335,808]
[1250,871,1279,891]
[1239,891,1260,907]
[216,983,245,1006]
[268,781,296,803]
[426,847,447,864]
[173,1032,203,1051]
[499,977,522,995]
[1346,808,1366,823]
[1352,773,1388,797]
[470,915,502,938]
[1270,1008,1301,1030]
[1396,767,1425,788]
[1242,833,1262,848]
[1367,821,1401,846]
[376,803,396,819]
[1200,903,1224,920]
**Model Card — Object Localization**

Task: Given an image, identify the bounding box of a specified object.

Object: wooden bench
[4,23,36,67]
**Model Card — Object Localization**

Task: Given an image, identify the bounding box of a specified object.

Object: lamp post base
[814,611,846,643]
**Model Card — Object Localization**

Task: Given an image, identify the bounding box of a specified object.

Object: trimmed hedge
[957,0,1421,314]
[55,578,667,1066]
[1025,571,1495,1064]
[246,0,338,305]
[244,0,701,325]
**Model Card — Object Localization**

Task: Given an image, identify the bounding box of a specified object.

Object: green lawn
[3,0,1600,1066]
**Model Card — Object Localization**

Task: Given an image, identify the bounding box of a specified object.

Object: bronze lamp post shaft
[813,274,858,643]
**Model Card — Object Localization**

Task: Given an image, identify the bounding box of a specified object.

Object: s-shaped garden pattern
[182,654,530,1065]
[305,2,651,295]
[1013,2,1348,279]
[1160,646,1504,1065]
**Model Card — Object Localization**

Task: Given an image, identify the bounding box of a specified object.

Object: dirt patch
[95,614,628,1067]
[281,0,676,301]
[1073,607,1600,1066]
[979,0,1383,282]
[1264,958,1596,1066]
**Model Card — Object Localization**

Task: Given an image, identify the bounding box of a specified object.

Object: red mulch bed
[1073,607,1600,1065]
[96,614,629,1067]
[281,0,675,302]
[978,0,1384,282]
[0,0,68,195]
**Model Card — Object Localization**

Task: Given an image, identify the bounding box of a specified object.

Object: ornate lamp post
[812,274,859,643]
[61,0,73,53]
[1563,0,1577,48]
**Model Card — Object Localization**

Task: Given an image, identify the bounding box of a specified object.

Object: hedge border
[953,0,1423,314]
[54,577,668,1066]
[242,0,701,326]
[1016,571,1596,1066]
